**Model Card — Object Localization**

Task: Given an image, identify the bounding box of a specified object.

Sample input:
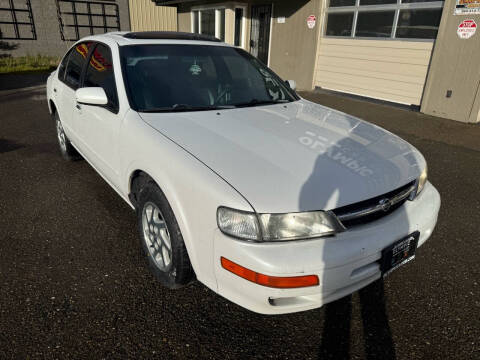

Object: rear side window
[84,43,118,112]
[64,42,93,89]
[57,51,70,81]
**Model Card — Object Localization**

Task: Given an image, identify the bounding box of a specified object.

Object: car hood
[140,100,425,213]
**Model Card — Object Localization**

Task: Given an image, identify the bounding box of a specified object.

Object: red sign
[307,15,316,29]
[457,19,477,39]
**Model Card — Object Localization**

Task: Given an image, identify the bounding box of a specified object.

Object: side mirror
[75,87,108,106]
[286,80,296,91]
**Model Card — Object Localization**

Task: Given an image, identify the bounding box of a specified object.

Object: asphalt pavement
[0,86,478,359]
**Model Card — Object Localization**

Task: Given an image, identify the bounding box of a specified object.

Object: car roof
[86,31,232,48]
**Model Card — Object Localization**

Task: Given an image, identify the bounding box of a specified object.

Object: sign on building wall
[455,0,480,15]
[457,19,477,38]
[307,15,316,29]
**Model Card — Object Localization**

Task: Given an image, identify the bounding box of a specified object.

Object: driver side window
[84,43,118,113]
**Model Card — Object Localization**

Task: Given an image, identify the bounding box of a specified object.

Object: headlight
[217,207,261,241]
[416,165,428,196]
[217,207,345,242]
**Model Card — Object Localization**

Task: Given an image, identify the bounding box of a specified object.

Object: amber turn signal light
[221,257,319,289]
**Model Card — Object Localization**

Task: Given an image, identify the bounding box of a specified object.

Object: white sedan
[46,31,440,314]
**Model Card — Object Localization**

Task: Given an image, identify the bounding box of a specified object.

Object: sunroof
[123,31,221,42]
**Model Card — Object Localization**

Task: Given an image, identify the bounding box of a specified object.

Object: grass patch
[0,55,60,74]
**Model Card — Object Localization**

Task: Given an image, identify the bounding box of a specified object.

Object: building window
[325,12,354,36]
[0,0,36,40]
[325,0,444,40]
[201,9,215,37]
[191,7,226,42]
[56,0,120,41]
[396,8,443,39]
[234,7,245,47]
[356,10,395,37]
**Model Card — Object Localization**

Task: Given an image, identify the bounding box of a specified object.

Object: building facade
[0,0,131,57]
[157,0,479,123]
[1,0,478,122]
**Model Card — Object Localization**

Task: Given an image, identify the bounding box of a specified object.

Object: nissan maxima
[46,32,440,314]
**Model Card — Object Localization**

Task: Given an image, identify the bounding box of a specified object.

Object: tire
[54,111,80,161]
[135,177,194,288]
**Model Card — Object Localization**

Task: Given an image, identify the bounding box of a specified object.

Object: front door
[74,42,121,185]
[250,4,272,65]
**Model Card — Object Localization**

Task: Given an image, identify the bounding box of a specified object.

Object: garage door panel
[321,45,432,63]
[315,38,434,105]
[319,80,420,105]
[316,55,429,77]
[316,72,425,97]
[315,65,425,85]
[319,50,431,65]
[320,37,434,50]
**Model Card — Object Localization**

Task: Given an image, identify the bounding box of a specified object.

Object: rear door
[74,42,121,185]
[57,42,94,144]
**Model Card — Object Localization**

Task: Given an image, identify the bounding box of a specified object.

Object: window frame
[324,0,444,41]
[190,3,247,48]
[191,5,227,41]
[0,0,36,40]
[58,48,73,83]
[55,0,121,42]
[83,41,119,114]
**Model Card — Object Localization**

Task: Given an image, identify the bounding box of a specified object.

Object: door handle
[53,88,57,93]
[76,104,82,110]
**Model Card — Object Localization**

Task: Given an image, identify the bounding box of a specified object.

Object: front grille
[332,181,416,228]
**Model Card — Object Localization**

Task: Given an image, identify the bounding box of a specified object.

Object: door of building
[250,4,272,64]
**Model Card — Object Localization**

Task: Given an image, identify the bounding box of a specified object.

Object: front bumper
[213,181,440,315]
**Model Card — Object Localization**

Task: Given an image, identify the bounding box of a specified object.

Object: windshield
[120,44,299,112]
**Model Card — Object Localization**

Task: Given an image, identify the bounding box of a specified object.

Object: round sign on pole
[307,15,316,29]
[457,19,477,39]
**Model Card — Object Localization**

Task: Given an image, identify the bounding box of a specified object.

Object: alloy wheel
[142,202,172,271]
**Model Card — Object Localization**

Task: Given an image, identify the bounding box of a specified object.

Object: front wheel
[136,178,194,288]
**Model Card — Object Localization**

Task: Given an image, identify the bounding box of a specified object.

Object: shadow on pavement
[0,71,50,92]
[319,280,396,360]
[0,139,24,154]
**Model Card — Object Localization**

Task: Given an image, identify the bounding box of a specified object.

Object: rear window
[64,42,93,89]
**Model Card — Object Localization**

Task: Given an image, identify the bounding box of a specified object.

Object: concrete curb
[0,84,46,98]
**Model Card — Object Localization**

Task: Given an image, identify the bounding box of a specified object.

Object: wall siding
[315,38,434,105]
[129,0,177,31]
[421,0,480,123]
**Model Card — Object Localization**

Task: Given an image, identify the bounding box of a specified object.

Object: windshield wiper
[234,99,291,108]
[139,104,236,113]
